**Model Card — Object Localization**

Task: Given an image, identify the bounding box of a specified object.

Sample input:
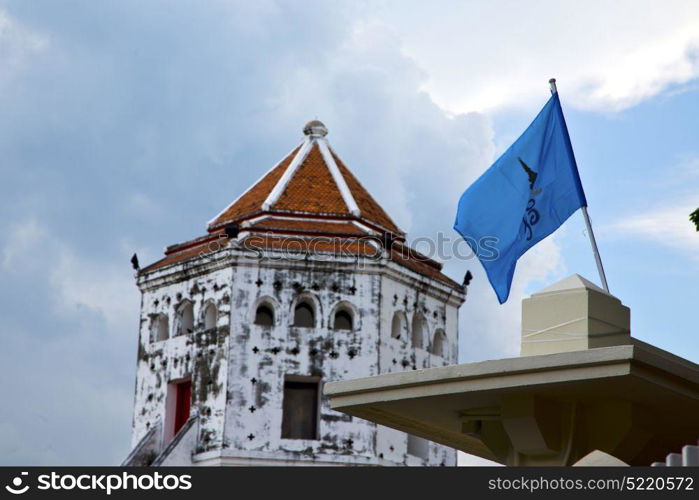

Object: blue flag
[454,93,587,303]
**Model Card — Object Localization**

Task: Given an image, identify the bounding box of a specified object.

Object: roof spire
[303,119,328,138]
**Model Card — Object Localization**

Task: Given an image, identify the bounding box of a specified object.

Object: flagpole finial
[549,78,558,94]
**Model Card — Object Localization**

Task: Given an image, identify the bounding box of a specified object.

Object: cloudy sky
[0,0,697,465]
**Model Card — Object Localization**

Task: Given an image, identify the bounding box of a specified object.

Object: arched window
[152,314,169,342]
[431,329,447,357]
[407,434,429,459]
[204,303,217,330]
[177,301,194,336]
[411,313,426,349]
[333,310,353,330]
[255,304,275,327]
[391,312,405,339]
[293,301,315,328]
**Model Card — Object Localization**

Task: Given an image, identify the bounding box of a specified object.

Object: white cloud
[50,247,139,332]
[267,19,496,233]
[1,217,46,269]
[606,198,699,262]
[1,217,139,330]
[380,0,699,113]
[456,233,567,362]
[0,8,47,89]
[0,218,138,464]
[604,155,698,262]
[0,329,133,465]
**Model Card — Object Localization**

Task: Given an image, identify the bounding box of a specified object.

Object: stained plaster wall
[223,252,380,464]
[375,270,461,466]
[129,246,462,467]
[131,261,232,456]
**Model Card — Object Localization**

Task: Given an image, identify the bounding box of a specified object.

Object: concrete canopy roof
[324,341,699,465]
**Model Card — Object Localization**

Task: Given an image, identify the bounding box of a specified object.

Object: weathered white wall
[128,246,462,466]
[131,261,232,455]
[376,271,460,466]
[224,255,381,463]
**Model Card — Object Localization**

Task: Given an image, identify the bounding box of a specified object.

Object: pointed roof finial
[303,120,328,138]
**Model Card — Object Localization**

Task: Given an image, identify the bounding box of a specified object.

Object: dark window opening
[431,329,447,357]
[412,313,426,349]
[255,304,274,327]
[173,380,192,436]
[177,302,194,336]
[204,303,217,330]
[293,302,314,327]
[391,312,404,339]
[333,310,353,330]
[281,379,319,439]
[153,314,169,342]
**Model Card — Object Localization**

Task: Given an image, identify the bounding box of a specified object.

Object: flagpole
[549,78,610,293]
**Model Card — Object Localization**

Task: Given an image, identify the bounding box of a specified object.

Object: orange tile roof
[209,145,300,227]
[143,236,229,272]
[145,232,458,288]
[142,122,460,290]
[207,135,403,235]
[389,243,461,288]
[272,144,350,214]
[247,217,367,236]
[331,150,401,234]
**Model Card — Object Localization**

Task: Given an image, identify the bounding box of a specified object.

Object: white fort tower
[123,121,466,466]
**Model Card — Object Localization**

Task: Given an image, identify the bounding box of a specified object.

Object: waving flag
[454,92,587,303]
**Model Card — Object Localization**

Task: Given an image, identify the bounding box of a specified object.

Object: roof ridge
[317,138,360,216]
[207,122,404,235]
[328,146,403,235]
[269,141,352,215]
[206,141,303,229]
[262,137,314,211]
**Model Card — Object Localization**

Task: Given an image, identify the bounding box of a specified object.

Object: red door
[173,380,191,435]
